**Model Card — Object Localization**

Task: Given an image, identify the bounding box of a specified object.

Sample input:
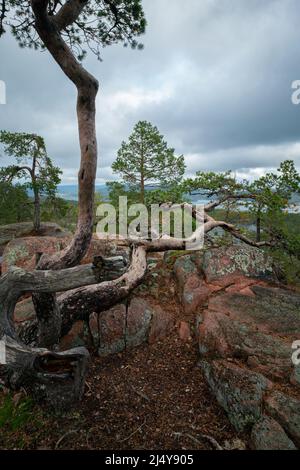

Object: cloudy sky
[1,0,300,184]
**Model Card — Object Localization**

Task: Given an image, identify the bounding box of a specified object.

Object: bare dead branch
[58,246,147,326]
[0,255,127,405]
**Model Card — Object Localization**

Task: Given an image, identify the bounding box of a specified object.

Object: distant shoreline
[55,184,300,213]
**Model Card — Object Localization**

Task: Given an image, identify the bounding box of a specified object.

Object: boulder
[95,298,174,354]
[172,246,275,315]
[173,254,214,314]
[198,286,300,383]
[251,415,297,450]
[198,308,293,382]
[208,285,300,338]
[62,297,168,356]
[12,290,175,356]
[181,275,212,315]
[173,255,199,291]
[264,391,300,447]
[202,245,275,286]
[199,359,273,431]
[0,222,70,253]
[126,297,153,349]
[196,274,300,449]
[98,304,126,357]
[1,236,70,273]
[1,234,130,273]
[148,306,174,344]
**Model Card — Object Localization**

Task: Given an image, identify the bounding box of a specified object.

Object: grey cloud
[1,0,300,183]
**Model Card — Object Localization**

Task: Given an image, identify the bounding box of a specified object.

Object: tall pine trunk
[256,207,262,243]
[31,2,99,347]
[33,187,41,233]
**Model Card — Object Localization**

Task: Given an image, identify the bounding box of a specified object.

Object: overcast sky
[1,0,300,184]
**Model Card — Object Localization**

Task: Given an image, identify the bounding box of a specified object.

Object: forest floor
[0,328,247,450]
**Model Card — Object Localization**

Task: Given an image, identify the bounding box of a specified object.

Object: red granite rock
[1,234,129,274]
[178,321,192,341]
[148,306,174,344]
[126,298,152,349]
[264,391,300,447]
[1,236,70,273]
[202,245,275,286]
[199,359,273,431]
[98,304,126,357]
[60,320,85,350]
[251,415,297,450]
[173,255,214,314]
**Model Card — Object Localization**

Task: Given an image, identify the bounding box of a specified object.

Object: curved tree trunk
[30,0,99,347]
[33,81,98,348]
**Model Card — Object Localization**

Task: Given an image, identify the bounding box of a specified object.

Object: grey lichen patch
[184,292,194,304]
[174,255,198,274]
[125,307,152,349]
[98,338,125,357]
[203,245,274,281]
[5,245,30,266]
[54,241,63,252]
[199,359,272,432]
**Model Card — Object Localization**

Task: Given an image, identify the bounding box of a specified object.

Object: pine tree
[112,121,185,203]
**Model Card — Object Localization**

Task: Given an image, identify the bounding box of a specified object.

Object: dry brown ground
[0,328,248,450]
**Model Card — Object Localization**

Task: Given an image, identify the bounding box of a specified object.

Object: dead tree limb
[0,255,127,407]
[58,246,147,331]
[58,207,270,322]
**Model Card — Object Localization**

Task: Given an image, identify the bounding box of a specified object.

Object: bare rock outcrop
[6,243,300,448]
